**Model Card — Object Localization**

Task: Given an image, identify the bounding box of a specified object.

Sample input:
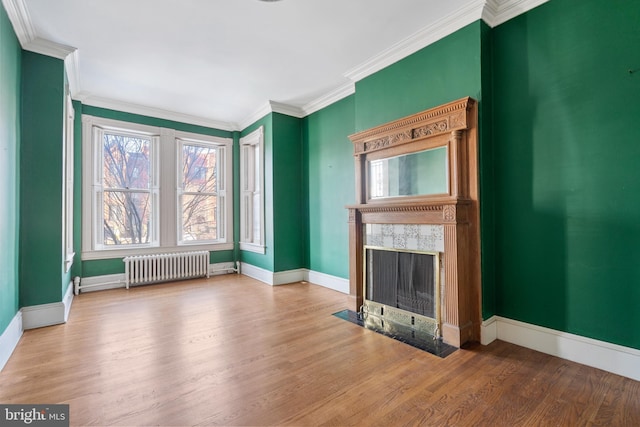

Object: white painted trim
[481,316,640,381]
[240,262,275,285]
[21,301,66,330]
[344,0,485,83]
[24,37,75,60]
[81,95,236,131]
[273,269,306,286]
[305,270,349,294]
[484,0,551,27]
[302,82,356,116]
[77,274,127,293]
[239,264,350,293]
[63,281,74,322]
[269,101,305,119]
[480,316,497,345]
[238,100,308,131]
[209,262,238,276]
[1,0,36,48]
[239,102,272,132]
[65,49,81,98]
[0,311,23,372]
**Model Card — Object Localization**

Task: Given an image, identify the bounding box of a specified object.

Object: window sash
[239,127,265,253]
[92,126,159,250]
[176,139,227,245]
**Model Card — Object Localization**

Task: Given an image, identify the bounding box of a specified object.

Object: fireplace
[347,98,481,347]
[365,246,440,335]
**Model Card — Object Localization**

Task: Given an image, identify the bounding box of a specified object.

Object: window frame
[176,132,232,246]
[82,116,233,260]
[239,126,265,254]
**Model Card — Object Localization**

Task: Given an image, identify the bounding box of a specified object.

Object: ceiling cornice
[302,82,356,117]
[269,101,305,119]
[483,0,550,27]
[4,0,550,132]
[1,0,35,45]
[344,0,486,83]
[80,96,237,132]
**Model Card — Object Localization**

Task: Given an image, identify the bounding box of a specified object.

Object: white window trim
[81,116,233,260]
[175,131,233,247]
[239,126,265,254]
[63,91,75,272]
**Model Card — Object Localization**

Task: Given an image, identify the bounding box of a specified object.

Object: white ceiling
[9,0,538,130]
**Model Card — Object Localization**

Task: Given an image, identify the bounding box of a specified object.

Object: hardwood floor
[1,275,639,426]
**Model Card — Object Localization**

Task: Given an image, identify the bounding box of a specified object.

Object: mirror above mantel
[346,97,482,348]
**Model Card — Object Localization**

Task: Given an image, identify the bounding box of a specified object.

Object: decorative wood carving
[346,97,481,348]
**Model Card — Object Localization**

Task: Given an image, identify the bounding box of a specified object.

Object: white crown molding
[344,0,486,83]
[302,81,356,116]
[81,95,237,132]
[482,316,640,382]
[269,101,305,119]
[1,0,35,47]
[65,50,81,97]
[24,37,75,60]
[484,0,551,27]
[239,101,272,131]
[0,311,22,372]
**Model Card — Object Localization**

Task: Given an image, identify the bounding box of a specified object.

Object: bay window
[82,116,233,259]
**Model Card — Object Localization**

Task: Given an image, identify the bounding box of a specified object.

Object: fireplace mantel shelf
[348,198,473,226]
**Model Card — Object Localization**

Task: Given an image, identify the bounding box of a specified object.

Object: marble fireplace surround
[347,98,481,347]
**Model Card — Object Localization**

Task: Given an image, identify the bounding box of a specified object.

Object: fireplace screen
[365,247,438,319]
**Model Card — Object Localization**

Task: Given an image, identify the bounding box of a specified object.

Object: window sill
[239,242,266,254]
[82,242,234,260]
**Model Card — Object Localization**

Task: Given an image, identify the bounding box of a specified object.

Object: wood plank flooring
[1,275,638,426]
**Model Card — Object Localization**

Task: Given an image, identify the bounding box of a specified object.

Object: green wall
[78,105,235,277]
[355,21,483,132]
[492,0,640,349]
[303,95,355,279]
[20,51,66,306]
[0,5,21,332]
[239,112,305,273]
[272,113,304,272]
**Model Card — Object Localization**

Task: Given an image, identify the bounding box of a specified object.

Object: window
[82,116,233,259]
[100,131,157,247]
[177,138,227,244]
[239,126,265,253]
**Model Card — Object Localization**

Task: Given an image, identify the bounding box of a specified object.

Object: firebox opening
[364,246,440,337]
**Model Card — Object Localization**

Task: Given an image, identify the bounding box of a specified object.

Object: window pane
[182,144,217,193]
[180,194,217,241]
[103,191,151,245]
[103,133,150,189]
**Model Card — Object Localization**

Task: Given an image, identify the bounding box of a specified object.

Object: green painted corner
[304,95,355,279]
[19,51,65,307]
[0,4,21,332]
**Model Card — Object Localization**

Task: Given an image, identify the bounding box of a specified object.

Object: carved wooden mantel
[347,97,481,347]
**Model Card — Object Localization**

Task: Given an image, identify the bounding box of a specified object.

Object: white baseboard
[21,301,66,330]
[0,311,23,372]
[305,270,349,294]
[78,263,238,294]
[481,315,640,381]
[63,280,74,321]
[240,263,277,285]
[274,269,306,285]
[209,262,238,276]
[77,273,126,293]
[239,263,349,294]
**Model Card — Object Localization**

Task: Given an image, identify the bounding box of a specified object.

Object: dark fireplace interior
[366,248,436,319]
